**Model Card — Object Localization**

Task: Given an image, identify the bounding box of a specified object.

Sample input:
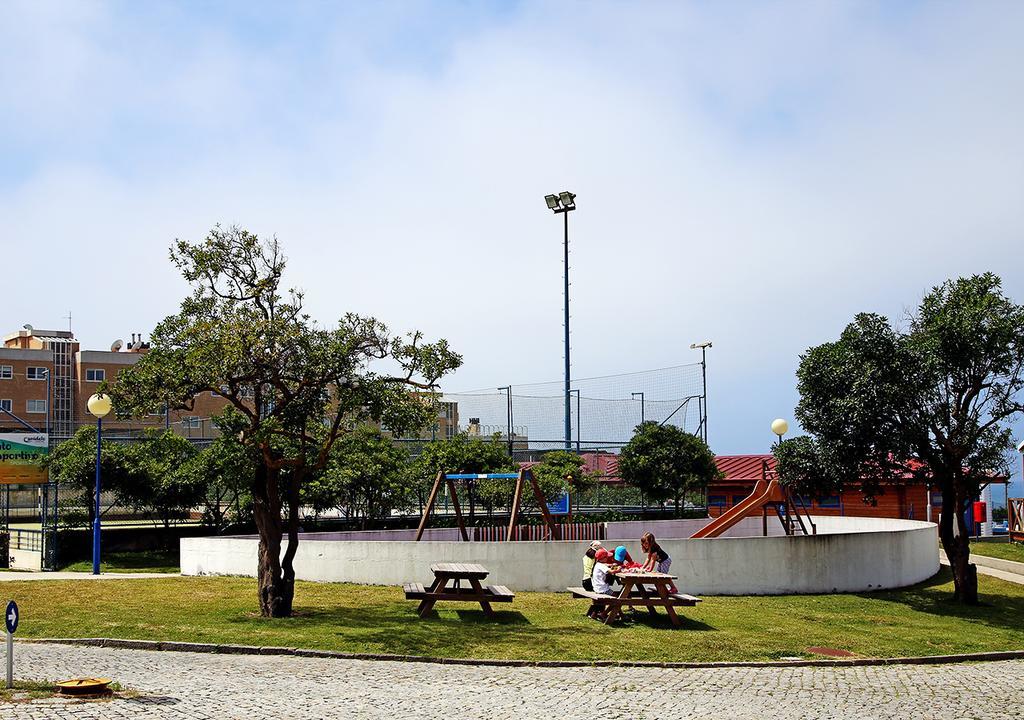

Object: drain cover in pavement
[56,678,113,695]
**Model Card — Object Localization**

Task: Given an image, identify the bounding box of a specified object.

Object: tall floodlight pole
[691,341,712,443]
[545,191,577,450]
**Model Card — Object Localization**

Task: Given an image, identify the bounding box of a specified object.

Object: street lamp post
[87,393,112,575]
[771,418,789,447]
[631,392,645,425]
[690,341,712,443]
[545,191,577,450]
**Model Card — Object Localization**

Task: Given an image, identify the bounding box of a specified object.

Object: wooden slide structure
[691,463,816,538]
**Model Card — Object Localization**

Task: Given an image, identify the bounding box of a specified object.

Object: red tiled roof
[713,454,775,482]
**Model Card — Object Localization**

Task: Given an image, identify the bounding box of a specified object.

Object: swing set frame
[414,468,560,541]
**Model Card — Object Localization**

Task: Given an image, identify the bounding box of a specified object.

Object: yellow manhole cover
[55,678,113,695]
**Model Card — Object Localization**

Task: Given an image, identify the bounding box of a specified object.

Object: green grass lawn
[968,541,1024,564]
[59,550,180,574]
[4,568,1024,663]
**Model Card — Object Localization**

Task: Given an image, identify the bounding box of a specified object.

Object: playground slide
[691,478,779,539]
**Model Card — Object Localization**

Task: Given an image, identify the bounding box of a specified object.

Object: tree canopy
[617,422,720,512]
[111,226,461,616]
[793,273,1024,603]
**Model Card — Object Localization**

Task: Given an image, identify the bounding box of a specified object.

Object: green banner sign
[0,433,48,485]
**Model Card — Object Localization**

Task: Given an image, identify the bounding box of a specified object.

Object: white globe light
[770,418,789,437]
[87,393,113,419]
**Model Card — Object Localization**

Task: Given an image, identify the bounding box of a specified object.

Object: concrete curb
[971,553,1024,577]
[21,638,1024,670]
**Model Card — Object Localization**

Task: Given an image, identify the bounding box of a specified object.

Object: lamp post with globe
[87,393,112,575]
[771,418,789,447]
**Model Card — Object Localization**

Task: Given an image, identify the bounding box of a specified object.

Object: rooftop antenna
[63,311,72,333]
[110,339,123,352]
[22,324,33,332]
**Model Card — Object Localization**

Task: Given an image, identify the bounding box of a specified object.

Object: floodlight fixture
[544,194,561,210]
[558,191,576,209]
[690,341,712,349]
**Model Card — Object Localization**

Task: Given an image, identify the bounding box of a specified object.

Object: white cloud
[1,1,1022,463]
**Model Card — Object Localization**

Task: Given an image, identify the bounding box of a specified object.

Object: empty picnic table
[568,570,701,627]
[404,562,515,618]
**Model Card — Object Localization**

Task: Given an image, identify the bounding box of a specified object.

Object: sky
[2,1,1023,499]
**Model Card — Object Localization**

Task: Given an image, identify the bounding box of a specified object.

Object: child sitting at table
[581,540,603,592]
[641,531,677,592]
[587,548,620,619]
[613,544,642,569]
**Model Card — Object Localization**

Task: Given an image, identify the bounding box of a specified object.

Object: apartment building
[1,326,236,440]
[1,326,460,444]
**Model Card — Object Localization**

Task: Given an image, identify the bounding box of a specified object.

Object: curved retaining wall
[180,516,939,595]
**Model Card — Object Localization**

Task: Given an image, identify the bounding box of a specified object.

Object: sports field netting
[442,363,705,452]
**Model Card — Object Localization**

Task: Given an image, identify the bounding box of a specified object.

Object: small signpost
[6,599,18,689]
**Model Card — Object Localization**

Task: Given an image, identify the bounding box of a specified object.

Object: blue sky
[2,1,1023,500]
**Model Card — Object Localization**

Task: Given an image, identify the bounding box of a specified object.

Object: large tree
[794,273,1024,604]
[617,422,720,513]
[112,227,461,616]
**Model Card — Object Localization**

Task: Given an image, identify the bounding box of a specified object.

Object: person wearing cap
[613,545,634,565]
[582,540,603,592]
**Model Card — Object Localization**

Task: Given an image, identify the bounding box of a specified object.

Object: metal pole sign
[5,599,17,688]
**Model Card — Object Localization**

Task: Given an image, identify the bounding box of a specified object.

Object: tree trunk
[252,461,293,617]
[938,483,979,604]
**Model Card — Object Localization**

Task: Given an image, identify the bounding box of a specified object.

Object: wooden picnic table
[568,569,701,627]
[404,562,515,618]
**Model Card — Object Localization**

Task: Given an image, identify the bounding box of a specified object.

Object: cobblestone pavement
[5,643,1023,719]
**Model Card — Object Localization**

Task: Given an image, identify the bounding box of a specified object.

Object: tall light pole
[545,191,576,450]
[87,393,112,575]
[691,341,712,443]
[631,392,645,425]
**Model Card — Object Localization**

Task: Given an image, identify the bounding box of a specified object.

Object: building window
[0,399,11,413]
[707,495,726,507]
[817,495,841,508]
[85,368,106,382]
[27,367,47,380]
[27,399,47,414]
[148,405,167,417]
[931,490,943,507]
[181,416,201,429]
[0,366,11,380]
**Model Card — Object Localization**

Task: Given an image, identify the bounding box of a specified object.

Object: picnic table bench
[568,570,700,627]
[404,562,514,618]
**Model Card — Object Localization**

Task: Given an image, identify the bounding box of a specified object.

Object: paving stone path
[5,642,1023,719]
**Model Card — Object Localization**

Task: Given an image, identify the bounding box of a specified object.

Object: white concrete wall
[182,516,940,595]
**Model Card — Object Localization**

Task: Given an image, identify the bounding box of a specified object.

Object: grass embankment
[4,569,1024,663]
[59,550,179,574]
[969,541,1024,565]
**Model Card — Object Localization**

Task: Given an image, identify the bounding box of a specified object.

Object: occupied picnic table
[568,569,701,627]
[404,563,515,618]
